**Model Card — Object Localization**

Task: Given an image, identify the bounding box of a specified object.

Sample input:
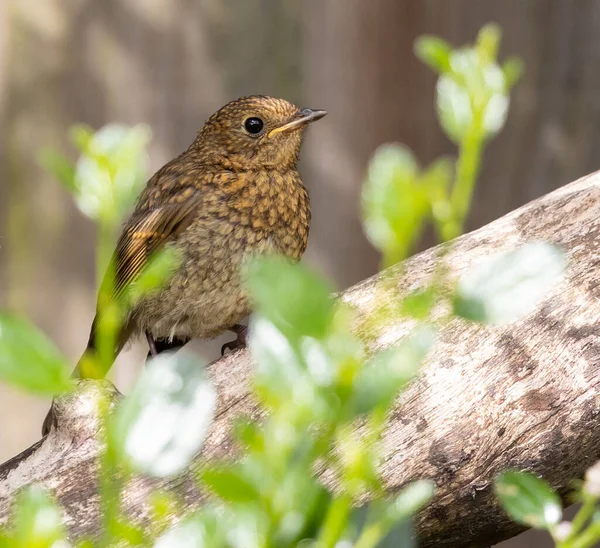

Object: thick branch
[3,172,600,546]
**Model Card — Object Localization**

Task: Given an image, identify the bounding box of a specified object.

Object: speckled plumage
[86,95,324,366]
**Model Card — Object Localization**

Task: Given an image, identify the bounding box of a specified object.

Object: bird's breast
[204,168,310,260]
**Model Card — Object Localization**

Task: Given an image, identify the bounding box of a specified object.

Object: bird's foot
[146,331,190,360]
[221,324,248,356]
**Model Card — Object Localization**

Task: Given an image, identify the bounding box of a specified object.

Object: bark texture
[3,171,600,547]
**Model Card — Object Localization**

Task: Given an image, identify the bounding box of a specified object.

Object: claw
[221,324,248,356]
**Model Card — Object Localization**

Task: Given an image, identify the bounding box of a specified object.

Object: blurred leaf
[338,430,380,497]
[385,480,435,524]
[495,470,562,530]
[420,157,453,203]
[153,517,206,548]
[352,505,415,548]
[201,465,260,503]
[249,316,332,424]
[39,149,76,194]
[362,144,429,264]
[401,288,436,320]
[12,485,68,548]
[111,520,145,545]
[233,418,266,456]
[436,74,472,144]
[69,124,94,154]
[126,247,182,304]
[376,519,414,548]
[149,491,181,538]
[246,256,334,340]
[352,481,433,548]
[351,327,435,415]
[476,23,501,64]
[111,352,216,478]
[73,123,151,222]
[0,314,72,395]
[249,315,304,399]
[414,36,452,73]
[453,242,566,325]
[502,57,524,90]
[435,49,509,143]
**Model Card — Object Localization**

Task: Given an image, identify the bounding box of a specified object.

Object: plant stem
[354,520,386,548]
[317,495,352,548]
[96,220,116,291]
[449,114,485,239]
[566,522,600,548]
[98,400,122,547]
[568,495,597,540]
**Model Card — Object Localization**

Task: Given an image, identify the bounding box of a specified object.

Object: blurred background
[1,1,598,545]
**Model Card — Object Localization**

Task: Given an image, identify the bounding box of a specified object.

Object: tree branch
[3,171,600,546]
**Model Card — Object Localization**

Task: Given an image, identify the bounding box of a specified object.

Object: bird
[42,95,326,435]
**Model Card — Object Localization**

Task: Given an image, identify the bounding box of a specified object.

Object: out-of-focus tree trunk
[303,0,600,291]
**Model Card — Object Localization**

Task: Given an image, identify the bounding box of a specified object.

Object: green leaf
[502,57,524,90]
[12,485,67,548]
[351,327,435,415]
[476,23,501,64]
[453,242,566,325]
[436,50,509,143]
[376,520,414,548]
[246,256,334,340]
[249,315,329,418]
[111,352,216,478]
[38,149,76,193]
[73,123,151,222]
[495,470,562,530]
[0,314,72,395]
[69,124,95,154]
[401,288,437,320]
[414,36,452,73]
[385,480,435,523]
[126,247,182,304]
[362,144,429,264]
[153,516,206,548]
[201,465,260,503]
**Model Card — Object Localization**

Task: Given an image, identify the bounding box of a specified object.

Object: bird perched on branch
[42,95,326,435]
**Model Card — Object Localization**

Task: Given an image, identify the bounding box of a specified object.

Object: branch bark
[3,171,600,547]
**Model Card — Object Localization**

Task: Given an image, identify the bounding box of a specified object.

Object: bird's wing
[108,194,201,302]
[80,185,202,376]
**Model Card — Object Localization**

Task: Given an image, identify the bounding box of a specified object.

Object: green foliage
[453,242,566,325]
[70,123,151,225]
[362,145,452,266]
[0,21,572,548]
[495,471,562,530]
[111,352,216,478]
[125,247,183,305]
[494,464,600,548]
[0,314,72,395]
[3,486,68,548]
[246,255,335,339]
[414,23,523,241]
[416,24,522,145]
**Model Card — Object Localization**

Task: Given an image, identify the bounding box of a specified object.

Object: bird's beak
[268,108,328,138]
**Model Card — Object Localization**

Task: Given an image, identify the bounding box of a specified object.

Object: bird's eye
[244,117,264,135]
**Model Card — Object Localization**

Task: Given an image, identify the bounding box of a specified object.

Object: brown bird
[42,95,326,434]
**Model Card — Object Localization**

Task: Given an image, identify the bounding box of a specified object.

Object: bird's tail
[41,317,132,435]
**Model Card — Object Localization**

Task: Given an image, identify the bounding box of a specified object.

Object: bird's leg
[146,331,158,357]
[221,324,248,356]
[146,331,190,360]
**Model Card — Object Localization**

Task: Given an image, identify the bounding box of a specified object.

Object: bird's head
[192,95,327,171]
